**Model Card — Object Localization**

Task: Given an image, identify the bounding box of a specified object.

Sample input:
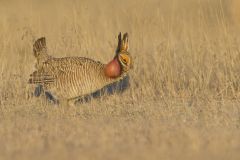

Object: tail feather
[33,37,50,62]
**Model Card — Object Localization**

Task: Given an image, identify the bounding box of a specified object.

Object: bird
[28,32,132,105]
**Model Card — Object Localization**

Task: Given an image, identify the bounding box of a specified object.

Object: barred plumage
[29,32,132,104]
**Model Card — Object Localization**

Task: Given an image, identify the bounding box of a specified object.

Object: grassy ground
[0,0,240,159]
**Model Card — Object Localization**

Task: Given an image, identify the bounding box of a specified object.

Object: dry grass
[0,0,240,159]
[230,0,240,26]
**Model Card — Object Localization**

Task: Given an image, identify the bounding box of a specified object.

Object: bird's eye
[120,54,129,64]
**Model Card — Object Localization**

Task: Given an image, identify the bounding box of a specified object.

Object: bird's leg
[34,85,43,97]
[45,92,59,105]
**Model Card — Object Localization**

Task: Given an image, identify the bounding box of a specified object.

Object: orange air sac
[104,58,121,78]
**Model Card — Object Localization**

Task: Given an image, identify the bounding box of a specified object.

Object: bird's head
[104,32,132,78]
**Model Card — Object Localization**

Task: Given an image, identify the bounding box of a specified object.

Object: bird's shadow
[34,75,130,105]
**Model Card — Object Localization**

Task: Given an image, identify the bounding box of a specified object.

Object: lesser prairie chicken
[29,32,132,105]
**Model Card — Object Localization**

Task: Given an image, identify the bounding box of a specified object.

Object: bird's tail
[33,37,50,62]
